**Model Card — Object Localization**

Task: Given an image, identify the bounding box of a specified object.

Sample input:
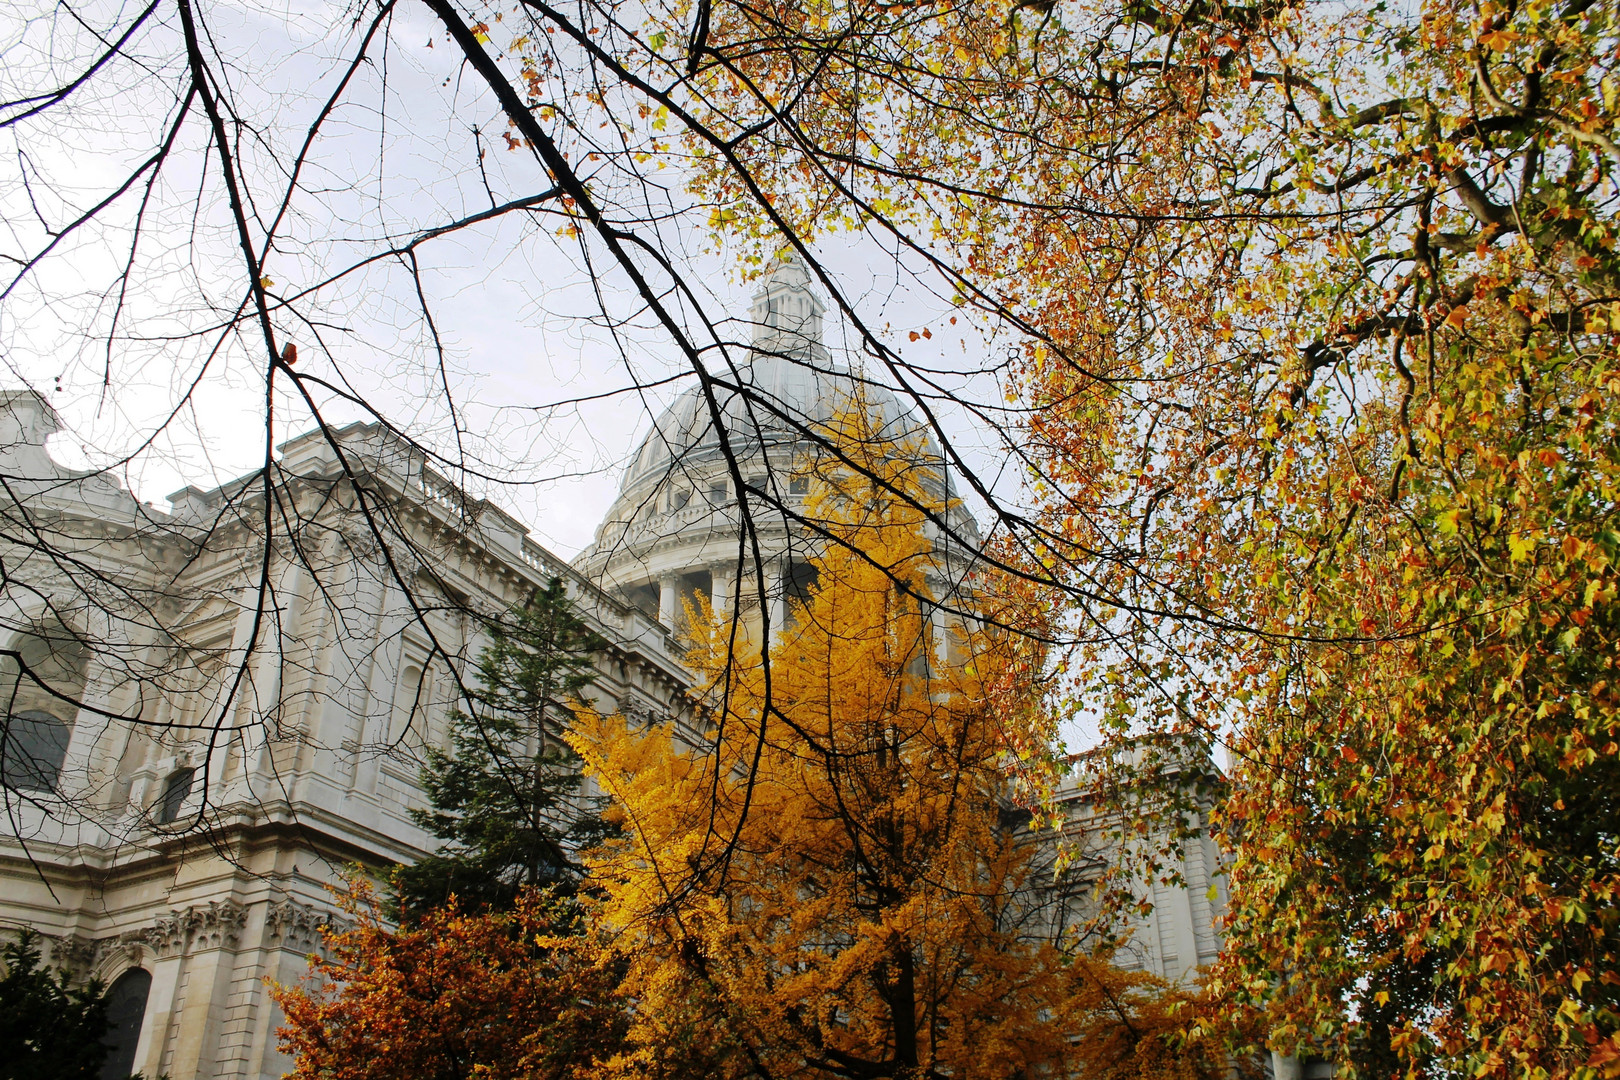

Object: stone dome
[575,252,979,633]
[619,255,946,495]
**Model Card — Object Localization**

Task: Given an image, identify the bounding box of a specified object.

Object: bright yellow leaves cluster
[577,402,1081,1078]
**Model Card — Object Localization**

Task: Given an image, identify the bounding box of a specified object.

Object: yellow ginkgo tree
[572,400,1234,1080]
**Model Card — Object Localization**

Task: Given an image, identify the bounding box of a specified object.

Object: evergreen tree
[396,577,611,918]
[0,931,113,1080]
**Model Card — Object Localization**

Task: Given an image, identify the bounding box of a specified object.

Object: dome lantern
[747,251,825,358]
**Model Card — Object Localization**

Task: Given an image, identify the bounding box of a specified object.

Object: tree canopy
[665,0,1620,1070]
[273,879,623,1080]
[569,403,1234,1080]
[0,932,116,1080]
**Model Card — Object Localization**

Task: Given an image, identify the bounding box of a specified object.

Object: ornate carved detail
[617,693,665,728]
[146,900,248,956]
[30,928,153,978]
[93,930,151,970]
[337,524,382,562]
[266,899,346,955]
[42,934,95,974]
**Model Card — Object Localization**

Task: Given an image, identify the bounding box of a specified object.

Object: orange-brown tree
[661,0,1620,1075]
[271,879,624,1080]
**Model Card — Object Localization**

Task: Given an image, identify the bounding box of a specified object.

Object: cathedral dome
[619,254,940,494]
[575,251,978,631]
[620,352,940,493]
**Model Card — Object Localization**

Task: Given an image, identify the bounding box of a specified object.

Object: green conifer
[395,578,610,918]
[0,932,113,1080]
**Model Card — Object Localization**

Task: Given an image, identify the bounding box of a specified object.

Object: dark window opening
[622,583,661,621]
[155,767,194,824]
[788,476,810,496]
[708,482,727,505]
[99,968,151,1080]
[1,709,71,793]
[787,562,819,604]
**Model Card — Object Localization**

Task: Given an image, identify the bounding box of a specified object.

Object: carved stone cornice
[43,933,95,974]
[94,930,151,970]
[617,692,667,729]
[146,900,248,957]
[267,898,348,956]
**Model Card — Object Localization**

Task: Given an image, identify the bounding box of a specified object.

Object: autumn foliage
[573,406,1062,1077]
[568,403,1234,1080]
[659,0,1620,1072]
[282,0,1620,1066]
[271,879,623,1080]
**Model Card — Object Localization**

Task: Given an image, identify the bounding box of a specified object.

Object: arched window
[99,968,151,1080]
[1,709,71,792]
[0,621,89,795]
[155,767,194,824]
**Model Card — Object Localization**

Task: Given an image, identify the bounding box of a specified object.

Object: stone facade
[0,395,690,1080]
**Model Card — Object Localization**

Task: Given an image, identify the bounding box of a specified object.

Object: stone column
[769,561,790,639]
[58,660,122,811]
[139,945,185,1079]
[352,573,404,798]
[241,557,305,787]
[1271,1053,1304,1080]
[710,565,733,619]
[139,901,249,1080]
[659,576,679,629]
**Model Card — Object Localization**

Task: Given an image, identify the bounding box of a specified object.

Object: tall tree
[572,402,1235,1080]
[669,0,1620,1072]
[396,578,611,917]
